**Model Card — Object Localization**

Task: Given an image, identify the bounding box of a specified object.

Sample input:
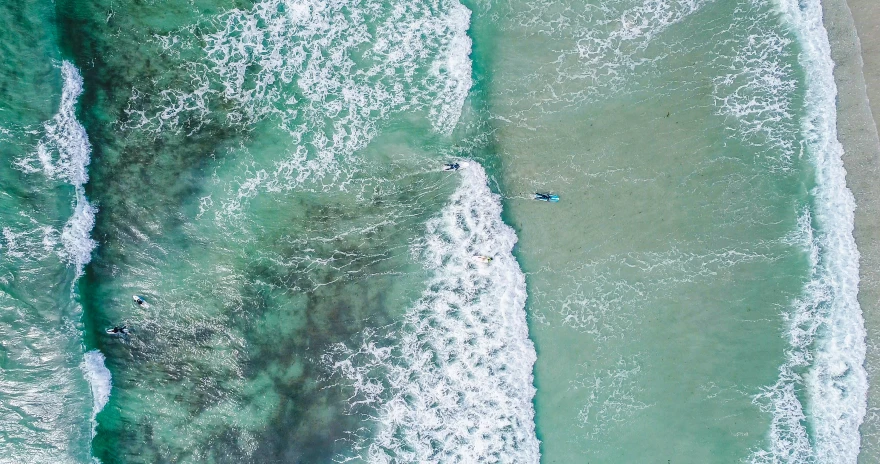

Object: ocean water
[0,0,868,463]
[473,0,866,461]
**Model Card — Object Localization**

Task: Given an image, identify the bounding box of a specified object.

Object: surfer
[443,162,461,171]
[535,192,559,202]
[473,255,493,263]
[107,325,129,336]
[133,295,148,307]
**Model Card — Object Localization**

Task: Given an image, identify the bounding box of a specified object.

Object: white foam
[571,0,707,61]
[326,163,539,462]
[427,2,473,134]
[142,0,473,204]
[61,188,98,279]
[0,223,58,262]
[81,350,112,439]
[750,0,867,461]
[15,62,92,186]
[496,0,709,117]
[712,8,799,169]
[14,62,97,277]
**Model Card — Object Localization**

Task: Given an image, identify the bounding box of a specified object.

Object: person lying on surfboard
[443,161,470,171]
[535,192,559,202]
[107,325,129,335]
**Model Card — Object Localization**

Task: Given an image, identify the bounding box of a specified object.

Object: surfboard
[472,255,493,264]
[133,295,149,308]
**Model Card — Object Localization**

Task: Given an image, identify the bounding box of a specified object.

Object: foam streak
[81,350,112,439]
[26,61,99,277]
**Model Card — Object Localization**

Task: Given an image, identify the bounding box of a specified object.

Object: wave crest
[325,163,539,463]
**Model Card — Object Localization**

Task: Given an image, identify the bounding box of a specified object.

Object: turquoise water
[472,0,866,460]
[0,0,868,462]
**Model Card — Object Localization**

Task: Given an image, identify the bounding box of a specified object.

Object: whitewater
[752,0,867,461]
[326,164,539,463]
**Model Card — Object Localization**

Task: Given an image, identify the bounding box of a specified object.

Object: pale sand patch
[822,0,880,461]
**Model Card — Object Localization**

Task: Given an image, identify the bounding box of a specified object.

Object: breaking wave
[750,0,867,461]
[326,163,539,463]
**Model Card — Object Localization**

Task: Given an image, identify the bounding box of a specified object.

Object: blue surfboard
[535,193,559,202]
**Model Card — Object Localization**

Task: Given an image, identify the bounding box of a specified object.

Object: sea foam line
[751,0,867,462]
[20,61,99,278]
[326,163,539,463]
[81,350,112,439]
[42,62,109,457]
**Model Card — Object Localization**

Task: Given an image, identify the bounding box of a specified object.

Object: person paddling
[107,325,129,335]
[534,192,560,202]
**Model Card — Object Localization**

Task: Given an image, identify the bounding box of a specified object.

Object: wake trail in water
[750,0,866,462]
[327,163,539,463]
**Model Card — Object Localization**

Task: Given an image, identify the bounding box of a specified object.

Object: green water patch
[82,150,455,462]
[56,1,471,460]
